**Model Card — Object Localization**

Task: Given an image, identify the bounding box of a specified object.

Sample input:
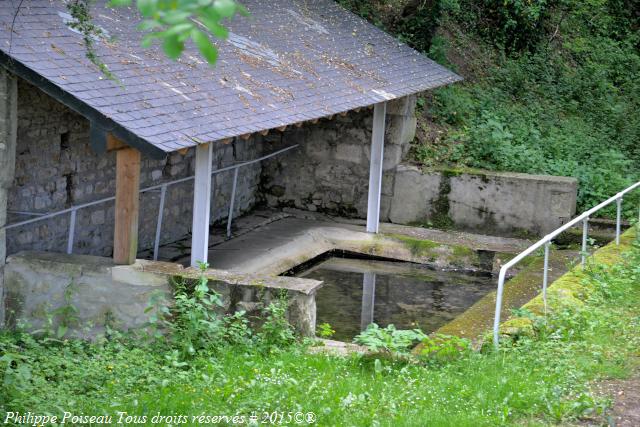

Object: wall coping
[402,164,579,185]
[6,251,323,296]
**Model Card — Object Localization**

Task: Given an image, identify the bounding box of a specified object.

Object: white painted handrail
[493,180,640,349]
[1,144,299,260]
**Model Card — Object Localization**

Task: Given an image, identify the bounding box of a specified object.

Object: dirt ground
[578,374,640,426]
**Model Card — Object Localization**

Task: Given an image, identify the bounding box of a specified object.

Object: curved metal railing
[493,181,640,349]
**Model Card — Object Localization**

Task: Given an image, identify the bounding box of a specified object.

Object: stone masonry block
[335,144,364,163]
[386,94,417,117]
[386,115,417,147]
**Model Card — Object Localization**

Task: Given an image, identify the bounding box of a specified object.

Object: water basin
[298,257,495,341]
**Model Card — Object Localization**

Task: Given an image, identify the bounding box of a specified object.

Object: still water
[299,257,495,341]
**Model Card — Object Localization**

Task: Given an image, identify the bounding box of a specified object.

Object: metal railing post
[581,218,589,268]
[542,242,550,316]
[153,185,167,261]
[492,269,507,350]
[615,197,623,245]
[67,208,77,254]
[226,167,239,239]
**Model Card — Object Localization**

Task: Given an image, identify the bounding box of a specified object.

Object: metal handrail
[2,144,299,260]
[493,180,640,349]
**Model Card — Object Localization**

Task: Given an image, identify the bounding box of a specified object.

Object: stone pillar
[0,67,17,327]
[385,94,417,154]
[378,95,417,221]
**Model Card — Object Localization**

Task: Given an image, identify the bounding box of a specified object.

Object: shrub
[354,323,426,354]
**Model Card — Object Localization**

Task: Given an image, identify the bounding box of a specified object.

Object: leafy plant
[66,0,118,80]
[256,293,296,351]
[417,333,472,362]
[354,323,426,354]
[318,322,336,339]
[156,262,226,358]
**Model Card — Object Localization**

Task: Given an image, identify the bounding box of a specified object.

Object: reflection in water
[299,258,495,341]
[360,272,376,331]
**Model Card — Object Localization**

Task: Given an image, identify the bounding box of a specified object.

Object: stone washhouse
[0,0,577,336]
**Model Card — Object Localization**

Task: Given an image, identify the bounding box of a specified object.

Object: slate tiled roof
[0,0,461,158]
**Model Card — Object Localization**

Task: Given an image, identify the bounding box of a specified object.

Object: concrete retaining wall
[389,165,578,236]
[3,251,321,337]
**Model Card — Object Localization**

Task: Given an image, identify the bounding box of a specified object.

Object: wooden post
[366,102,386,233]
[191,143,213,267]
[113,141,141,265]
[0,67,17,328]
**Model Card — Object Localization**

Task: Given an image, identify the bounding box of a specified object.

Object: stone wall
[389,165,578,236]
[3,251,321,337]
[6,78,266,257]
[260,96,417,219]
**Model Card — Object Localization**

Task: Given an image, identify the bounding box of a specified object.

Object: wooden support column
[190,143,213,267]
[0,67,17,328]
[113,135,141,265]
[366,102,387,233]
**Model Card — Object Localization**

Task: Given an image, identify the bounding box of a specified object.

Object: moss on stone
[452,246,474,257]
[427,172,454,229]
[447,245,476,268]
[386,233,441,257]
[500,317,535,337]
[520,227,636,317]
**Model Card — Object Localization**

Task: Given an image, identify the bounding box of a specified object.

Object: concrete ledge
[2,251,322,337]
[201,215,533,276]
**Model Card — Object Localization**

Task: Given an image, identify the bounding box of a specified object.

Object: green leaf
[137,19,162,31]
[164,22,194,37]
[199,16,229,39]
[213,0,236,18]
[162,34,184,60]
[191,29,218,64]
[374,358,383,375]
[161,10,192,25]
[56,325,68,339]
[108,0,132,6]
[136,0,158,17]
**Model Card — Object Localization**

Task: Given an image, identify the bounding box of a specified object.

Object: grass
[2,242,640,426]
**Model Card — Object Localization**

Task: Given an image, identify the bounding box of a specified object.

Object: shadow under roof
[0,0,461,158]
